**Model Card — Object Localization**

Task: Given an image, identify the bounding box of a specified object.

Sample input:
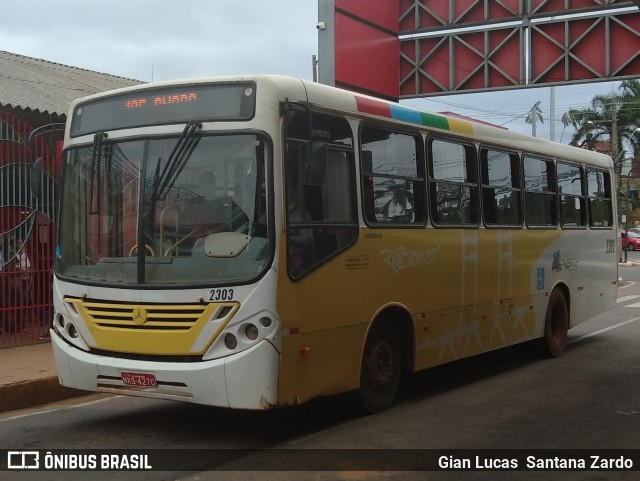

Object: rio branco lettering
[380,246,440,274]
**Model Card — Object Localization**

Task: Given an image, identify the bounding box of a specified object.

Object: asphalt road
[2,270,640,481]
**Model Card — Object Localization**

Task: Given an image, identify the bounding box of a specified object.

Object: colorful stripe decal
[354,96,473,135]
[355,96,391,118]
[446,117,474,135]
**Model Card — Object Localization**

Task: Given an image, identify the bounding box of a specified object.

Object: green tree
[564,80,640,225]
[617,79,640,172]
[566,91,627,175]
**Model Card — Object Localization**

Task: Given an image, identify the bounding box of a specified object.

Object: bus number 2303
[209,288,234,301]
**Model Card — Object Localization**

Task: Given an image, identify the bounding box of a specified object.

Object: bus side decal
[353,95,474,134]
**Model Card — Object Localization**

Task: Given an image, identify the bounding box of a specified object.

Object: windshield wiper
[89,132,107,214]
[152,121,202,202]
[138,121,201,284]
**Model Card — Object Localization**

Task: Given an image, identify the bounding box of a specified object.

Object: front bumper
[50,329,279,410]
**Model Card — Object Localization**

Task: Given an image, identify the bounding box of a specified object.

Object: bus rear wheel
[358,321,401,414]
[538,289,569,358]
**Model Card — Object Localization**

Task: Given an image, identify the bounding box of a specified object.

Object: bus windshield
[57,132,271,286]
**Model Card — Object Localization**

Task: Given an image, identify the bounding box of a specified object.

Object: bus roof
[68,74,613,170]
[295,77,613,170]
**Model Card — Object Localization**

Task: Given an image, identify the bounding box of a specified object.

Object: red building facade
[1,111,60,345]
[0,50,140,346]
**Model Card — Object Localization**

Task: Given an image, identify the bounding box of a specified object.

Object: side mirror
[31,157,43,198]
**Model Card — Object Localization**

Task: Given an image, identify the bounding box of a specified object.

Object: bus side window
[587,168,613,228]
[428,138,478,226]
[480,147,522,227]
[557,161,586,228]
[360,125,425,225]
[523,156,557,227]
[284,111,358,279]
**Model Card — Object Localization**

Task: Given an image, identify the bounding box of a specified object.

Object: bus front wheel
[538,289,569,358]
[358,321,401,414]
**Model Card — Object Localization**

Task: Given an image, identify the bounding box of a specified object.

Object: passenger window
[557,162,586,228]
[360,126,425,224]
[480,148,522,226]
[428,138,478,226]
[524,156,557,227]
[587,168,613,228]
[285,112,358,279]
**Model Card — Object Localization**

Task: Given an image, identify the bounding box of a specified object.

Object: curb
[0,377,86,413]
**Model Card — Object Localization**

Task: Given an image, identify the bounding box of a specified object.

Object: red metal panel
[454,0,522,25]
[400,37,450,96]
[399,0,634,33]
[335,9,400,100]
[398,6,640,96]
[611,13,640,76]
[400,26,523,96]
[531,12,640,84]
[399,1,639,33]
[530,0,635,16]
[400,0,449,31]
[335,0,399,33]
[400,0,523,33]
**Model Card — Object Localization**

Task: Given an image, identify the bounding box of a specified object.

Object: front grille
[65,297,210,331]
[63,296,238,356]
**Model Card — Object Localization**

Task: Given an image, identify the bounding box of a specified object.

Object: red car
[621,230,640,250]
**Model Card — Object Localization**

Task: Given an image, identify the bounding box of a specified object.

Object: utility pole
[312,55,318,82]
[550,87,556,142]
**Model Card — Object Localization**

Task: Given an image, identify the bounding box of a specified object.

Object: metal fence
[1,111,59,346]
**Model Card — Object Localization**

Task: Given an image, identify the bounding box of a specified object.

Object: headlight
[245,324,259,341]
[203,311,280,360]
[224,333,238,350]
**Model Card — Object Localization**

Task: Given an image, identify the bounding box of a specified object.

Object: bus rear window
[70,83,256,137]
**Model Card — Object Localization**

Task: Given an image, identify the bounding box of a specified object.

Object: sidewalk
[0,341,84,413]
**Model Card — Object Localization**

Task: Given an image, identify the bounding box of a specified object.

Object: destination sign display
[70,82,256,137]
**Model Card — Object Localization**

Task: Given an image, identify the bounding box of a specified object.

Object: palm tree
[565,85,640,176]
[566,106,606,149]
[617,79,640,172]
[564,81,640,227]
[525,101,544,137]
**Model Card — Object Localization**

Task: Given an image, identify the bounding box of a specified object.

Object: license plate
[120,372,157,388]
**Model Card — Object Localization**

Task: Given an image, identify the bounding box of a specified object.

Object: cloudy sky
[0,0,621,141]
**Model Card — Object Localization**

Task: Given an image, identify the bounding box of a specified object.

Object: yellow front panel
[65,297,237,355]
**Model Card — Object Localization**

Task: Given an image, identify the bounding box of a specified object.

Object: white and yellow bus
[50,75,617,413]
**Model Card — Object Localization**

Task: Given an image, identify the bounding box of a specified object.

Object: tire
[538,288,569,358]
[358,321,401,414]
[628,243,635,251]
